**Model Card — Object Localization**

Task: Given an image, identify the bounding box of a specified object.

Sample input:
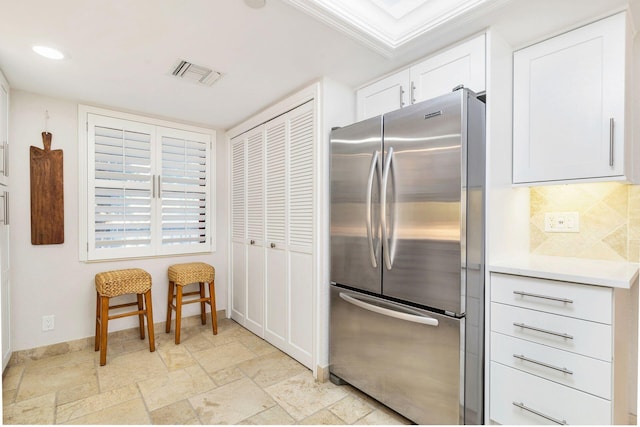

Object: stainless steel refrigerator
[329,88,485,425]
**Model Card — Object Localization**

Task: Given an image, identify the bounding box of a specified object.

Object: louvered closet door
[158,127,210,255]
[245,127,265,336]
[231,135,247,324]
[88,115,156,259]
[287,101,314,367]
[264,117,288,349]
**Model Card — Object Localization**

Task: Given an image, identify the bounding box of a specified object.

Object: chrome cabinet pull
[513,322,574,340]
[157,175,162,198]
[513,354,573,375]
[513,291,573,304]
[152,174,156,198]
[399,86,405,107]
[365,151,379,268]
[4,191,8,226]
[410,82,416,104]
[512,401,567,425]
[609,117,614,166]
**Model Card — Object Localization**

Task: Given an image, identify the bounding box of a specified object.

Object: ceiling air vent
[171,60,222,86]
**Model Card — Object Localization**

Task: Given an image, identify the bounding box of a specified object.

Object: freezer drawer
[329,286,463,425]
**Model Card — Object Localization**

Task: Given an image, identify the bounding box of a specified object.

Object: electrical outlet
[544,212,579,233]
[42,315,55,331]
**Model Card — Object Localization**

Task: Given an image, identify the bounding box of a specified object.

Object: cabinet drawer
[491,332,612,399]
[490,362,611,425]
[491,273,612,324]
[491,303,611,361]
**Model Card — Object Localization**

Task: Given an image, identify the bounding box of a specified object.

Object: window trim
[78,105,216,262]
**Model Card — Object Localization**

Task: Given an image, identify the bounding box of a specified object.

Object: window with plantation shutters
[82,108,214,261]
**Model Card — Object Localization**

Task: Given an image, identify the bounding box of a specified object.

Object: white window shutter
[88,115,155,259]
[158,127,210,254]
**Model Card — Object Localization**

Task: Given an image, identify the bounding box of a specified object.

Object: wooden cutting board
[30,132,64,244]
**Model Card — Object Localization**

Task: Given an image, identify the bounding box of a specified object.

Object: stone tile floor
[2,318,411,425]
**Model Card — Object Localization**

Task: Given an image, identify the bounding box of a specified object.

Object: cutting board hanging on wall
[30,132,64,244]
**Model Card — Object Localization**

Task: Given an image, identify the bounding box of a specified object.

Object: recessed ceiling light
[32,45,65,60]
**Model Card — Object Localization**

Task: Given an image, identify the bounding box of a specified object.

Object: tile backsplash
[530,182,640,262]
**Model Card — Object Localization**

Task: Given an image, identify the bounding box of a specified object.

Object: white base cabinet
[513,12,634,184]
[489,272,635,425]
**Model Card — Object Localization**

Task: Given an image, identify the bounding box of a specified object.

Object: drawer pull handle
[512,401,567,425]
[513,291,573,304]
[513,354,573,375]
[513,322,574,340]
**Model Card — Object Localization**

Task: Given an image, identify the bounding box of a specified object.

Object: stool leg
[209,280,218,335]
[199,282,206,325]
[99,296,110,366]
[175,285,183,344]
[166,281,174,333]
[95,291,100,351]
[137,294,145,340]
[144,289,155,352]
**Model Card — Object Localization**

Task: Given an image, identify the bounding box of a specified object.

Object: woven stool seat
[94,268,155,365]
[95,268,151,297]
[168,262,215,286]
[166,262,217,344]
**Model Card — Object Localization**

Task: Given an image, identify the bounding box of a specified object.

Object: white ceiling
[0,0,632,130]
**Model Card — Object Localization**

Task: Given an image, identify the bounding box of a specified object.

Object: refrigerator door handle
[381,147,396,270]
[339,292,439,326]
[366,151,380,268]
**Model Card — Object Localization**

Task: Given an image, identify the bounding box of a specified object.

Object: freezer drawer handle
[365,150,380,268]
[513,322,574,340]
[513,354,573,375]
[339,292,438,326]
[512,401,567,425]
[513,291,573,304]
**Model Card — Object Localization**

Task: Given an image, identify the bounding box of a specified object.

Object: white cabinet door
[410,34,485,104]
[264,118,288,348]
[0,190,8,370]
[0,76,8,187]
[230,136,247,325]
[356,69,410,120]
[245,129,265,336]
[513,13,626,184]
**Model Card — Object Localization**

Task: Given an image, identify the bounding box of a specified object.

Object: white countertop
[489,255,639,289]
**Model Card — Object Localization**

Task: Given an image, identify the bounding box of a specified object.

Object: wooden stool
[166,262,217,344]
[94,268,155,366]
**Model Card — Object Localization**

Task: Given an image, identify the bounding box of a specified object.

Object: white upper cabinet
[410,34,485,104]
[356,34,485,121]
[513,12,630,185]
[356,69,410,120]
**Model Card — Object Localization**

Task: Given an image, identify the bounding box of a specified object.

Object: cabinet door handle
[609,117,614,166]
[250,239,255,245]
[513,354,573,375]
[152,174,156,198]
[513,290,573,304]
[410,82,416,104]
[512,401,567,425]
[270,243,276,248]
[513,322,574,340]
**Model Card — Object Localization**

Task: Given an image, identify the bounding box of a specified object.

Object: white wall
[9,90,228,352]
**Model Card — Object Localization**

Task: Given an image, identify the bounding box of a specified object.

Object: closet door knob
[270,243,276,248]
